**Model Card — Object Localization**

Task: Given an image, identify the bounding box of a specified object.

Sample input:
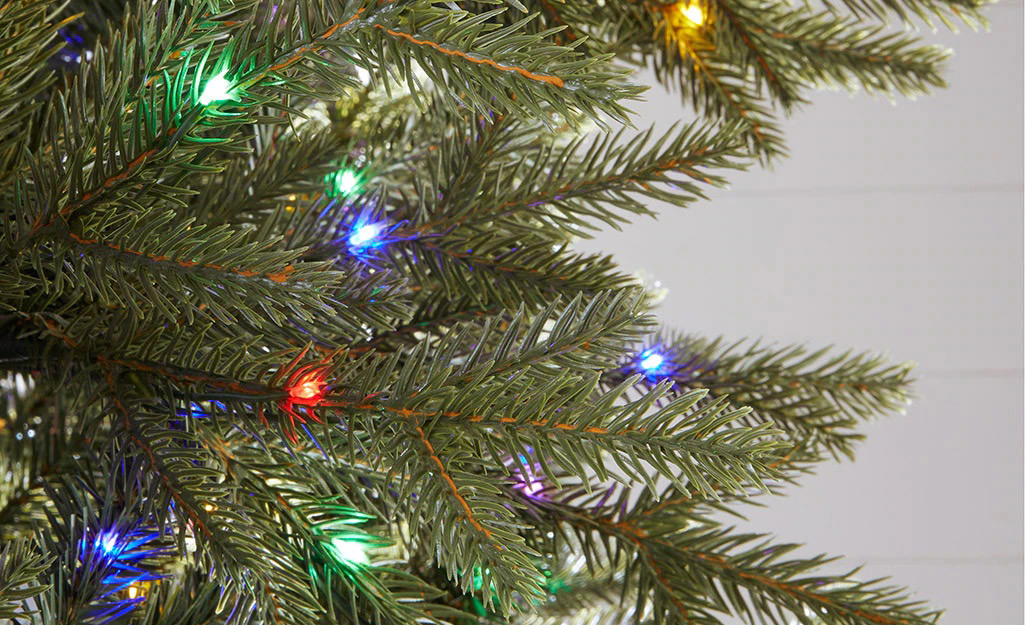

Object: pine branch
[2,3,252,249]
[0,0,66,186]
[102,369,325,625]
[0,0,983,623]
[0,376,86,536]
[389,236,633,308]
[821,0,988,29]
[350,296,503,353]
[343,4,643,126]
[713,0,803,110]
[387,418,547,614]
[45,209,345,327]
[332,355,789,498]
[0,537,52,621]
[714,1,950,98]
[607,333,914,460]
[187,127,350,227]
[533,497,940,625]
[680,44,786,160]
[404,118,750,238]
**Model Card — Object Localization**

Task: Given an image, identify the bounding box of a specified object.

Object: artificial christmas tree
[0,0,988,623]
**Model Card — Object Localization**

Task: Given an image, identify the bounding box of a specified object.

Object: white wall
[574,5,1024,624]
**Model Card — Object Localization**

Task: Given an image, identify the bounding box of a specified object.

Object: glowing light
[330,537,370,567]
[289,372,325,401]
[95,530,120,557]
[328,168,362,197]
[635,348,673,380]
[199,73,234,106]
[348,222,383,249]
[519,477,545,497]
[675,2,705,25]
[513,454,545,498]
[338,171,360,195]
[639,352,665,372]
[471,567,495,592]
[79,527,167,619]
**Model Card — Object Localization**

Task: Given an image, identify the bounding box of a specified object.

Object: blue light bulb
[95,530,120,557]
[639,351,665,372]
[348,223,382,248]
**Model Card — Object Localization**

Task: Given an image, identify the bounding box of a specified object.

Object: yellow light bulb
[676,2,704,25]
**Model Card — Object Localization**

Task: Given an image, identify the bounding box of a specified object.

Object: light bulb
[330,537,370,566]
[676,2,704,25]
[348,223,382,248]
[520,478,545,497]
[335,170,360,196]
[289,372,325,401]
[95,530,120,557]
[199,73,234,106]
[639,352,665,372]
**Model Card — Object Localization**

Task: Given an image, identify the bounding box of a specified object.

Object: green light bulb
[328,168,361,197]
[199,73,234,106]
[330,537,369,567]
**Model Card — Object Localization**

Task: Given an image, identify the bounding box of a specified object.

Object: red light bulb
[289,372,325,401]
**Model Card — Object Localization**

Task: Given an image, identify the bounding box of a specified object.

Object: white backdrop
[573,6,1024,624]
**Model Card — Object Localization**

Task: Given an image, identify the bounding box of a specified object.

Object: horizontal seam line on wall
[847,555,1024,565]
[709,183,1022,199]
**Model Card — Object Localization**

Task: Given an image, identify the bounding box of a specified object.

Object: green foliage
[0,537,52,621]
[0,0,981,623]
[604,332,915,461]
[513,479,940,625]
[522,0,988,159]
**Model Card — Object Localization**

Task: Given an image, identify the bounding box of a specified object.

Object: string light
[317,508,383,574]
[639,351,665,372]
[126,582,149,599]
[674,1,705,25]
[635,347,672,380]
[79,524,168,621]
[544,569,570,595]
[466,567,500,615]
[289,371,326,402]
[348,222,383,248]
[513,454,545,498]
[341,214,391,254]
[326,168,362,197]
[95,530,121,558]
[471,567,493,592]
[199,72,235,106]
[329,536,370,567]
